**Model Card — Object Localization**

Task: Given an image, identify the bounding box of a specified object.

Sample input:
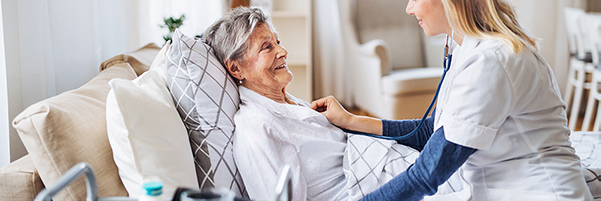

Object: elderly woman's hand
[311,96,383,135]
[310,96,354,128]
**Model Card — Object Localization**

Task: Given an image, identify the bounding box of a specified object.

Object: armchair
[337,0,443,119]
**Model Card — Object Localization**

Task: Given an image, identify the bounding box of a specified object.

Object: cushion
[12,63,137,201]
[381,67,442,96]
[0,155,44,200]
[165,29,245,196]
[106,43,198,199]
[100,43,161,76]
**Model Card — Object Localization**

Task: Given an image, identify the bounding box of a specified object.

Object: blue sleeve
[382,117,433,151]
[360,127,477,201]
[382,109,436,151]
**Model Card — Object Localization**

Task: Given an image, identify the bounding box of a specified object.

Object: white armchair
[337,0,443,119]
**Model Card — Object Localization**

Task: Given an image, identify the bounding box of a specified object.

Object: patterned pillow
[165,29,246,196]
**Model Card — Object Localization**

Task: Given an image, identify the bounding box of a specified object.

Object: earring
[238,79,243,84]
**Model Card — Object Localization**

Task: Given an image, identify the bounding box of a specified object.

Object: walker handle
[272,165,292,201]
[34,162,98,201]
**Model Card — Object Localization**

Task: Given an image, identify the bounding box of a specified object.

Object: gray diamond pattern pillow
[165,29,246,196]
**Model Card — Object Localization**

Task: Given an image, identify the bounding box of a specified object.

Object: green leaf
[160,14,186,43]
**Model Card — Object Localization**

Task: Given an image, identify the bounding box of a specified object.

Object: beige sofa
[0,44,161,201]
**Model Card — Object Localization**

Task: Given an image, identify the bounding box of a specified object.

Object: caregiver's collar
[456,36,481,56]
[462,36,481,49]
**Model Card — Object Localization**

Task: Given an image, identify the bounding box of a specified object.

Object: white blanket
[570,131,601,200]
[343,134,420,201]
[344,131,601,201]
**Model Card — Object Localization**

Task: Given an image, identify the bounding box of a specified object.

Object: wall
[588,0,601,11]
[0,0,223,167]
[507,0,593,96]
[508,0,566,92]
[0,0,8,167]
[1,0,27,165]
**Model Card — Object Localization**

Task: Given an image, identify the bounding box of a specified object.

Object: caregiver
[311,0,594,200]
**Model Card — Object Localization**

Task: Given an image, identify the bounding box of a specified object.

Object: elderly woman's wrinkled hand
[310,96,354,128]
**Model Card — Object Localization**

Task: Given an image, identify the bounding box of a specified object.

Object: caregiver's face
[238,23,292,101]
[406,0,450,36]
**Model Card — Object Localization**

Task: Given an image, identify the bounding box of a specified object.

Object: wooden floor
[574,115,585,131]
[573,110,591,131]
[571,96,597,131]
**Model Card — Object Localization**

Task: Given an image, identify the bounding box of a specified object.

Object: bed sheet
[343,131,601,200]
[570,131,601,200]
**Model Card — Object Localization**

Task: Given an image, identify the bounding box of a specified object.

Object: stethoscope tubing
[352,34,454,141]
[353,55,451,141]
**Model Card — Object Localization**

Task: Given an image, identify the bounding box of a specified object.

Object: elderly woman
[202,7,429,201]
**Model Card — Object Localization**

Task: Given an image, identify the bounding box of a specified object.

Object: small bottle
[138,181,163,201]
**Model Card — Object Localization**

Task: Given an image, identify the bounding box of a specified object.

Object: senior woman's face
[234,23,291,102]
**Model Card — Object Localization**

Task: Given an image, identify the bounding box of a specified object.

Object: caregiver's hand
[310,96,353,128]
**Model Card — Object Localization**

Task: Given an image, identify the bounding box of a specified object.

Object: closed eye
[260,42,272,52]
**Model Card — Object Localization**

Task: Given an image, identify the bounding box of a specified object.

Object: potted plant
[160,14,186,43]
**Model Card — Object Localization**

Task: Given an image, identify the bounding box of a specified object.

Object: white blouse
[233,88,458,201]
[232,86,349,201]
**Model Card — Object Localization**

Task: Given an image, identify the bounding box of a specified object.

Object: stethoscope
[352,32,454,141]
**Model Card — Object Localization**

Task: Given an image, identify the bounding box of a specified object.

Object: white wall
[0,0,9,167]
[508,0,588,96]
[1,0,27,164]
[508,0,566,92]
[0,0,223,167]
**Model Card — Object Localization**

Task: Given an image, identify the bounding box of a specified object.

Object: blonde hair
[441,0,538,53]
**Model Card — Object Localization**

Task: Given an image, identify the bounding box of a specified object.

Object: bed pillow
[106,67,198,198]
[12,64,136,201]
[106,43,198,199]
[100,43,161,76]
[165,29,245,196]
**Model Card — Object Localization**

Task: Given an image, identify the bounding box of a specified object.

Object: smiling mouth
[275,63,287,70]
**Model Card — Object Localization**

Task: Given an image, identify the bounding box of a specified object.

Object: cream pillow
[106,53,198,198]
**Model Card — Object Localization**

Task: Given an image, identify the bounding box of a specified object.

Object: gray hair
[203,7,274,66]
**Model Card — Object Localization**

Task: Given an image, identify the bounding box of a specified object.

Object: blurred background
[0,0,597,167]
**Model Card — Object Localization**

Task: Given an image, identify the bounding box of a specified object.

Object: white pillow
[106,57,198,198]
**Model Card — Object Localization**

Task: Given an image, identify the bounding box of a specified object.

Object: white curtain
[0,0,222,166]
[312,0,353,106]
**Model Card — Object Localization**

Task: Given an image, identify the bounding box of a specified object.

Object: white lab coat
[429,36,594,200]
